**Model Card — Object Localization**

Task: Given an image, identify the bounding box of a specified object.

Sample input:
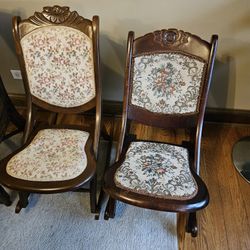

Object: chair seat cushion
[115,141,198,200]
[6,129,89,182]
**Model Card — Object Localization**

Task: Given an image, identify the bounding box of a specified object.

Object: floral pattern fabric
[131,53,205,114]
[21,26,96,107]
[6,129,89,181]
[115,141,198,200]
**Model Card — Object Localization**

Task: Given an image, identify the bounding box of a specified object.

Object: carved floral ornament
[42,6,71,23]
[27,5,85,25]
[153,29,189,47]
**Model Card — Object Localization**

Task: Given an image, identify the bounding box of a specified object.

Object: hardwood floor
[179,123,250,250]
[15,110,250,249]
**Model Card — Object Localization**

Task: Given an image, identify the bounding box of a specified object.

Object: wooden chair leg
[0,186,11,206]
[186,212,198,237]
[90,174,97,214]
[49,112,58,125]
[104,197,116,220]
[94,188,106,220]
[15,192,29,213]
[95,126,114,220]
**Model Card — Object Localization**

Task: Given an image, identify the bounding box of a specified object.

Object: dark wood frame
[103,29,218,237]
[0,76,25,206]
[0,6,102,214]
[0,76,25,142]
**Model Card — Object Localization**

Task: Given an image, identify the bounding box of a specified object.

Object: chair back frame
[116,29,218,174]
[12,6,101,158]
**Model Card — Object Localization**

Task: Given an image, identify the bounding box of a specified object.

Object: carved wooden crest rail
[26,5,85,25]
[153,29,190,47]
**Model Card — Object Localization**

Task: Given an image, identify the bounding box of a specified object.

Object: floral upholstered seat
[115,141,198,200]
[0,6,102,214]
[6,129,89,182]
[104,29,217,236]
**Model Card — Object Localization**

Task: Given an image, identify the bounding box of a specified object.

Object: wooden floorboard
[180,123,250,250]
[14,110,250,249]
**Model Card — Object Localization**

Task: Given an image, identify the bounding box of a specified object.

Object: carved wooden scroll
[153,29,190,47]
[27,5,85,25]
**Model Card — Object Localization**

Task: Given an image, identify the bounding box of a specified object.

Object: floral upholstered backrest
[130,52,206,114]
[20,25,96,108]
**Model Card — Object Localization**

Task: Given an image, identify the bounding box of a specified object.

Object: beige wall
[0,0,250,109]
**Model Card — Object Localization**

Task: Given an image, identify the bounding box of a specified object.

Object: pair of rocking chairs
[0,6,218,237]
